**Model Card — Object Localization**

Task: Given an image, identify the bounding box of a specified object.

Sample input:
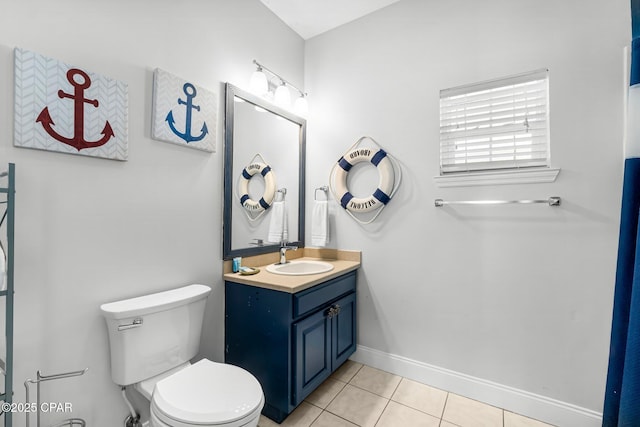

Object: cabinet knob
[325,304,341,318]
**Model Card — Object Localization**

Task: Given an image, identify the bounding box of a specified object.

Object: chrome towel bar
[434,197,561,207]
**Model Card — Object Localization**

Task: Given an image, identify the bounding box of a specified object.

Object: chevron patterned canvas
[151,68,216,153]
[14,48,128,161]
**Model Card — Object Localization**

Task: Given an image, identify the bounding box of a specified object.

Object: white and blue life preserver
[333,148,395,213]
[238,162,276,212]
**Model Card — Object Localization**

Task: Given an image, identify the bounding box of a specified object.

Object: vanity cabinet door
[293,308,332,404]
[332,292,357,368]
[292,291,357,406]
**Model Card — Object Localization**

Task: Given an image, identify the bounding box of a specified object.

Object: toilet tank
[100,284,211,386]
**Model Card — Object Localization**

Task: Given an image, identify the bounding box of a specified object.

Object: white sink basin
[266,260,334,276]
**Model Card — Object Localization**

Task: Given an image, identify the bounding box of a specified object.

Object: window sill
[433,168,560,187]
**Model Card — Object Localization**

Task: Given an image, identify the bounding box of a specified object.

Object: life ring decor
[329,137,401,225]
[238,162,277,213]
[333,147,395,213]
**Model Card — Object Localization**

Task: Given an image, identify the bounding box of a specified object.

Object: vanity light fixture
[249,65,268,96]
[293,94,308,116]
[274,81,291,108]
[250,59,308,116]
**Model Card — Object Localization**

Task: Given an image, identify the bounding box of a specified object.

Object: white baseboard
[350,345,602,427]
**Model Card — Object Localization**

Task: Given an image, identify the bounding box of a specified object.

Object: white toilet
[100,284,264,427]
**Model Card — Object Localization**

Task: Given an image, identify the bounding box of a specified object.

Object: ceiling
[260,0,403,40]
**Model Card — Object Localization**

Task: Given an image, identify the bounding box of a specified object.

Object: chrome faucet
[278,242,298,264]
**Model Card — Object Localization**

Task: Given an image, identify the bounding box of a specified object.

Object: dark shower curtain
[603,1,640,425]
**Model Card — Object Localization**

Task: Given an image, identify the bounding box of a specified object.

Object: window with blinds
[439,69,549,174]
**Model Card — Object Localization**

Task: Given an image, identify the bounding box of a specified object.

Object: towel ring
[315,186,328,201]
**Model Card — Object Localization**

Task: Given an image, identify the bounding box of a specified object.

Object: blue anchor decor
[151,68,216,152]
[166,83,209,143]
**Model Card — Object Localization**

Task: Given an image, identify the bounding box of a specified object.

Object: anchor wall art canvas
[151,68,216,153]
[14,48,129,161]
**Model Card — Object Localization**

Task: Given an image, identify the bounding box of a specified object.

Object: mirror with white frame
[223,83,306,260]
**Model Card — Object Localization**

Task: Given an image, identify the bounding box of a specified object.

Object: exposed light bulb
[274,84,291,108]
[249,69,268,96]
[294,95,308,116]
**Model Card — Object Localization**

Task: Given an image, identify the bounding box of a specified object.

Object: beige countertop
[223,248,361,293]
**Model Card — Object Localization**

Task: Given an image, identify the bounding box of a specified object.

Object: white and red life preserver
[333,148,395,213]
[238,162,276,212]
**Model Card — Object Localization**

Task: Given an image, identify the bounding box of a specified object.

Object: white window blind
[439,69,549,174]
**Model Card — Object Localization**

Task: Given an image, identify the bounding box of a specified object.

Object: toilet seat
[150,359,264,427]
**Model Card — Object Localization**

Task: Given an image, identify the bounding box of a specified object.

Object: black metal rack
[0,163,15,427]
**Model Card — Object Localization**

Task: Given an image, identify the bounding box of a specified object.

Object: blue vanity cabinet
[225,270,357,423]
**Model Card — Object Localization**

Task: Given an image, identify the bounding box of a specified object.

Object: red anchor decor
[14,48,129,161]
[36,68,115,151]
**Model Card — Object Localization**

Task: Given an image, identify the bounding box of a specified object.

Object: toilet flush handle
[118,317,143,331]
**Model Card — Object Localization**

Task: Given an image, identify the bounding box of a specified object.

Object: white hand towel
[267,200,288,243]
[282,202,289,242]
[311,200,329,247]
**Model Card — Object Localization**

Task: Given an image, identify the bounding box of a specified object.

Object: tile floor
[258,361,555,427]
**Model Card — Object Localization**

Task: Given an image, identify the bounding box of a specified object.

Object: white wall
[0,1,303,425]
[304,0,628,424]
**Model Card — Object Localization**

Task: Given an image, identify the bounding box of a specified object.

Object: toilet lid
[152,359,263,425]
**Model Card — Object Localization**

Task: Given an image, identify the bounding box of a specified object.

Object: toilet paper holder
[24,368,88,427]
